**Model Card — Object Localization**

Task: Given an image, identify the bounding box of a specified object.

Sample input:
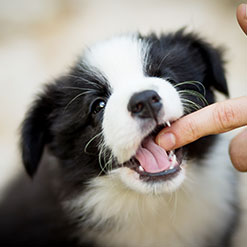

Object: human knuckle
[214,102,236,131]
[185,119,200,141]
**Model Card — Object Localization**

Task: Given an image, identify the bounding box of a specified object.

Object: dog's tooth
[169,165,174,170]
[139,166,144,172]
[168,150,174,159]
[172,154,177,165]
[166,121,171,127]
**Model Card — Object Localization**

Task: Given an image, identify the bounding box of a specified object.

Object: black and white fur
[0,30,239,247]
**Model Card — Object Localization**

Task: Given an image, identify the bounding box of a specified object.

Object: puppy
[0,30,239,247]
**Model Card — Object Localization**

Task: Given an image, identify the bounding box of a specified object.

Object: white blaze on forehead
[83,35,153,162]
[83,35,184,164]
[84,34,149,87]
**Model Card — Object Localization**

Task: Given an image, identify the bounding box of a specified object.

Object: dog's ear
[20,90,53,177]
[195,38,229,96]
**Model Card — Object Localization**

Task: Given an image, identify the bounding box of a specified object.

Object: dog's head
[21,31,228,194]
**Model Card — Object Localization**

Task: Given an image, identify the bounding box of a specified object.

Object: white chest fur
[64,137,237,247]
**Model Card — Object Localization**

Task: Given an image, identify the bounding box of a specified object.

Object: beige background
[0,0,246,245]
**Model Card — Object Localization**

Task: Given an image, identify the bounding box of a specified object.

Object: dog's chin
[110,166,185,195]
[108,123,186,195]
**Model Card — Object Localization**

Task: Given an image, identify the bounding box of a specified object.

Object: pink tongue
[135,138,170,173]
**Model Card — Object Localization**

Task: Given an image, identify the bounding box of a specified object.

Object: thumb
[229,129,247,172]
[237,4,247,34]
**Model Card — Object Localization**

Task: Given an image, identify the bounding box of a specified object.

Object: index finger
[156,96,247,150]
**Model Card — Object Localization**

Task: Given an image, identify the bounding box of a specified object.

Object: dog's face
[21,31,228,195]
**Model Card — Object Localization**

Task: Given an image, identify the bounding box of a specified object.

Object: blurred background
[0,0,246,244]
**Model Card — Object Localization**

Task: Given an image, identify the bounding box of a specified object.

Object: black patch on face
[140,30,228,161]
[21,62,112,190]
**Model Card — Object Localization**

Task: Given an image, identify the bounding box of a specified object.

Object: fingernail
[157,132,176,150]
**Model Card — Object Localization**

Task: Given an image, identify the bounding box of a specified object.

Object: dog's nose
[127,90,162,121]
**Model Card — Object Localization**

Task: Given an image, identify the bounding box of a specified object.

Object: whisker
[62,86,85,91]
[178,84,208,114]
[179,89,208,106]
[84,131,103,155]
[98,145,107,175]
[181,99,202,113]
[66,74,103,89]
[182,105,192,114]
[64,90,95,112]
[156,51,172,71]
[97,140,112,176]
[174,80,206,96]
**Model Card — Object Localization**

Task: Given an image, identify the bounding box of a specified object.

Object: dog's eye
[91,99,106,114]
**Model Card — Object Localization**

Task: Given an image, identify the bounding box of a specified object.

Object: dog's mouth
[122,121,183,182]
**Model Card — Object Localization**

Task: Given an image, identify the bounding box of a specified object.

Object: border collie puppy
[0,30,239,247]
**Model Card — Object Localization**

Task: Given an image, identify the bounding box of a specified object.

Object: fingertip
[237,4,247,34]
[156,132,176,151]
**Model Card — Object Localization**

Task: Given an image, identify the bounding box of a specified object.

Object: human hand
[156,4,247,172]
[156,97,247,171]
[237,3,247,34]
